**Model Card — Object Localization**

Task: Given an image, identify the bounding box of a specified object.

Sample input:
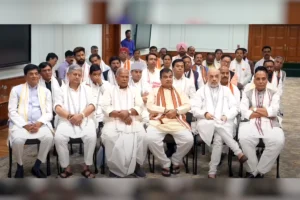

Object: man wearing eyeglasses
[254,46,274,71]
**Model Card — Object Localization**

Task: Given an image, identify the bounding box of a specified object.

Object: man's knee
[12,138,26,147]
[54,132,68,144]
[42,134,54,143]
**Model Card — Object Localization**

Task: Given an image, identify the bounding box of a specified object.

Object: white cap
[130,62,146,71]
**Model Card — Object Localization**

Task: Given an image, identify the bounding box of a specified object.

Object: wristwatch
[253,108,257,112]
[128,109,132,115]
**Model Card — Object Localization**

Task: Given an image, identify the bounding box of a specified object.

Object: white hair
[67,64,82,74]
[116,68,129,77]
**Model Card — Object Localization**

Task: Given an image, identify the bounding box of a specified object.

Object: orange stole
[123,60,131,70]
[150,87,191,130]
[192,65,207,84]
[156,59,162,69]
[229,83,234,94]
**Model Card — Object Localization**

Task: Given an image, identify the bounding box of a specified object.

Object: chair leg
[185,154,189,173]
[228,149,233,177]
[276,156,280,178]
[70,143,74,155]
[46,153,51,176]
[239,163,243,178]
[147,149,153,173]
[201,143,205,155]
[193,143,198,175]
[101,146,105,174]
[152,154,155,173]
[8,143,12,178]
[56,153,60,175]
[79,143,83,155]
[94,147,98,174]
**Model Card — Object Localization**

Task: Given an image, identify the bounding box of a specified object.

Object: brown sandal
[161,167,171,177]
[172,165,180,175]
[81,169,96,178]
[59,170,73,178]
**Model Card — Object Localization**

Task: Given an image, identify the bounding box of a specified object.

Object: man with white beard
[101,68,147,178]
[191,68,248,178]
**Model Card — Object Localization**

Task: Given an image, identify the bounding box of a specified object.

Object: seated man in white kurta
[101,68,147,178]
[54,64,97,178]
[239,66,285,178]
[129,62,152,125]
[8,64,53,178]
[146,68,194,177]
[89,64,111,125]
[191,68,248,178]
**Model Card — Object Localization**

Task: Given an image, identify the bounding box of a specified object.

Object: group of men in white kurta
[8,44,286,179]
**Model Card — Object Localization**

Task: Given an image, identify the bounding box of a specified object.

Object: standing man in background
[57,50,74,82]
[121,30,135,57]
[46,53,58,77]
[91,46,99,55]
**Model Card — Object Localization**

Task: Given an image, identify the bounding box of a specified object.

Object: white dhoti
[9,125,54,165]
[146,126,193,168]
[196,120,242,175]
[54,119,96,168]
[101,121,147,177]
[239,122,285,176]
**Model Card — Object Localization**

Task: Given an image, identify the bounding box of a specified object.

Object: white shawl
[39,76,61,102]
[107,70,118,86]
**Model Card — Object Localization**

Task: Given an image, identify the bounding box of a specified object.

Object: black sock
[33,159,42,170]
[17,163,23,171]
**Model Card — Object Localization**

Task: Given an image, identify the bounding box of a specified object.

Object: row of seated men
[8,45,285,179]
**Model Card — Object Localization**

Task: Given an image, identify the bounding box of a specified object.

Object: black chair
[56,137,99,175]
[147,134,190,173]
[8,139,51,178]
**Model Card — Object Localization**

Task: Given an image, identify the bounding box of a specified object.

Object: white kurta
[254,56,274,71]
[194,65,207,89]
[53,84,96,138]
[90,80,111,123]
[141,67,161,89]
[191,84,242,175]
[39,76,65,104]
[101,85,147,177]
[229,59,252,86]
[239,87,284,176]
[129,78,152,124]
[8,83,54,164]
[173,76,196,99]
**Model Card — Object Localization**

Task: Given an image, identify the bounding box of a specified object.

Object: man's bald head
[207,68,220,88]
[116,68,129,88]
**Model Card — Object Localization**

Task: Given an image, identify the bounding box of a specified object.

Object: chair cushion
[25,139,41,145]
[68,138,83,144]
[257,138,265,148]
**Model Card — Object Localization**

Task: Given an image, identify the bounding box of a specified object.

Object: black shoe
[14,169,24,178]
[108,171,120,178]
[134,164,146,178]
[255,174,264,178]
[218,153,227,166]
[31,167,47,178]
[245,172,255,178]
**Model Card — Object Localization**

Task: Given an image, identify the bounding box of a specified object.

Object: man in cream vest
[146,68,193,177]
[8,64,54,178]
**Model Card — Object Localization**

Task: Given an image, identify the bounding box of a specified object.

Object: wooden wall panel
[0,76,25,129]
[102,25,121,64]
[248,25,264,61]
[286,26,300,62]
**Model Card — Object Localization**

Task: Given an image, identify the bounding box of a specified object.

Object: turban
[119,47,129,53]
[176,42,187,52]
[131,62,146,71]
